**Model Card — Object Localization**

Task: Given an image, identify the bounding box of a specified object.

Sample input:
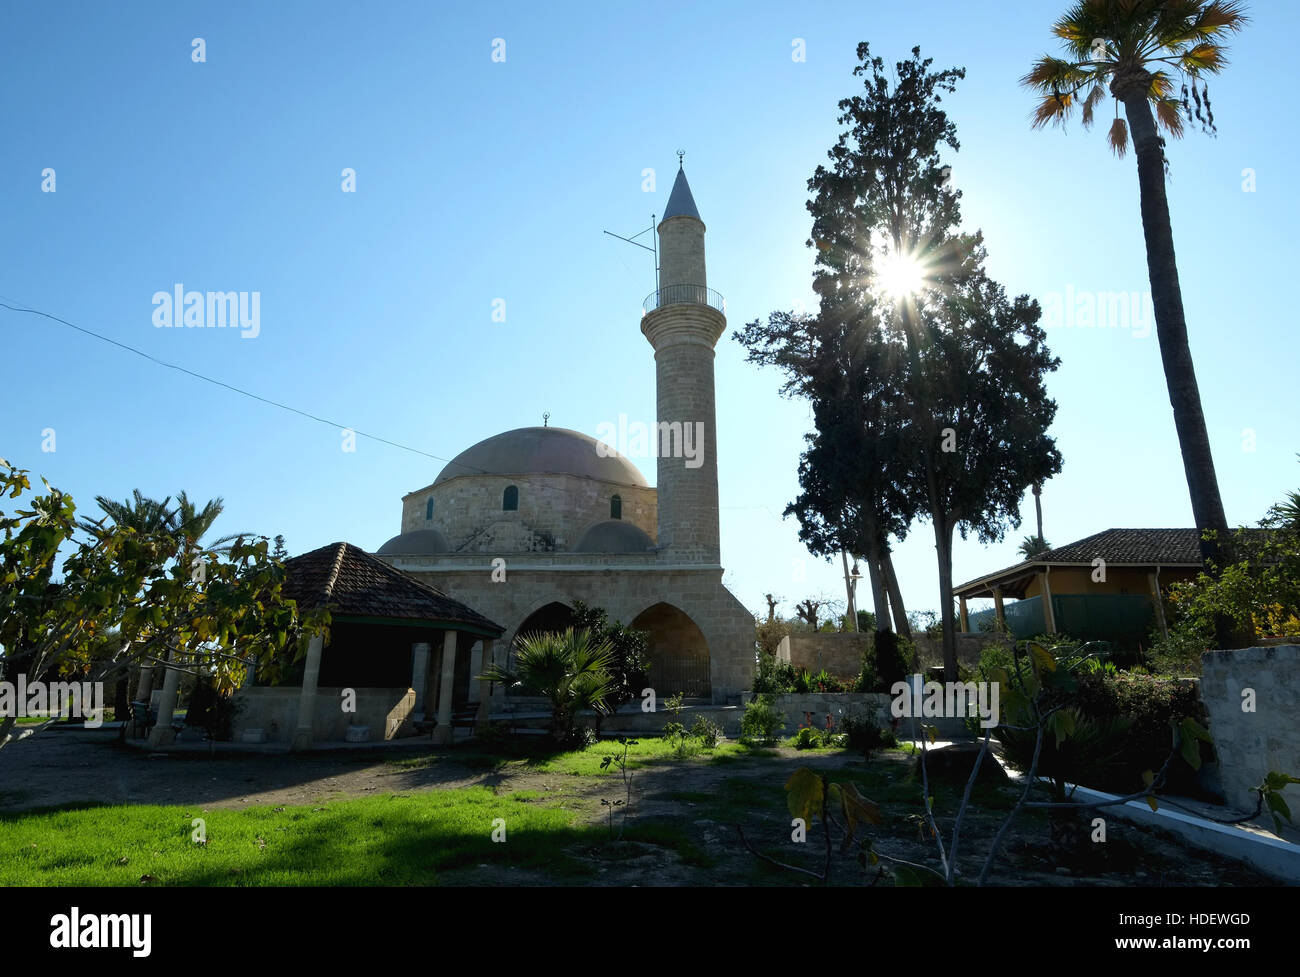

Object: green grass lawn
[0,787,635,886]
[385,735,775,776]
[0,736,935,886]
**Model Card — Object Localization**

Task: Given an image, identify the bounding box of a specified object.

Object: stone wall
[776,632,869,679]
[231,686,417,743]
[1199,645,1300,811]
[400,473,657,552]
[769,693,893,731]
[911,632,1013,670]
[386,559,756,704]
[774,630,1011,678]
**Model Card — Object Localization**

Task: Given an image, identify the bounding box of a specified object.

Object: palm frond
[1107,116,1129,156]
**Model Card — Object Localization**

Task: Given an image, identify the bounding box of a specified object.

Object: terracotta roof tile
[283,542,503,635]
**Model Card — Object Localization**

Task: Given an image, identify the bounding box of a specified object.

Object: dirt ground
[0,727,1281,887]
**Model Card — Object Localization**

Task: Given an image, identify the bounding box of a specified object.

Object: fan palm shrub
[479,628,615,744]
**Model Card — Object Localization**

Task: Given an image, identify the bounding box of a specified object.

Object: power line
[0,298,487,473]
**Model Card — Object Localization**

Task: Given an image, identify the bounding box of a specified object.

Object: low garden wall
[769,692,893,730]
[230,686,417,743]
[1199,645,1300,812]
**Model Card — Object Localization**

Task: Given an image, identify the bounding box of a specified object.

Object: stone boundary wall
[1199,645,1300,811]
[911,632,1012,670]
[775,633,869,679]
[775,630,1012,678]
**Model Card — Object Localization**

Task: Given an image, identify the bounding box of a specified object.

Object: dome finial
[677,149,685,169]
[543,411,550,428]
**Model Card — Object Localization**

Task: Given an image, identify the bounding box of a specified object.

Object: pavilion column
[290,634,325,751]
[147,650,182,747]
[431,630,458,745]
[1041,568,1058,634]
[1148,569,1168,638]
[467,642,483,704]
[135,662,155,702]
[475,638,495,731]
[992,586,1007,633]
[958,596,969,633]
[411,641,431,719]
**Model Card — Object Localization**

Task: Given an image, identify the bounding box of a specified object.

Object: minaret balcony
[641,284,726,317]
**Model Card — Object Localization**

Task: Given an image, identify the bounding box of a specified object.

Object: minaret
[641,159,725,565]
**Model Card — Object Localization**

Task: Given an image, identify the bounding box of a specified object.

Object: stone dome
[376,528,451,556]
[434,427,648,487]
[574,520,655,553]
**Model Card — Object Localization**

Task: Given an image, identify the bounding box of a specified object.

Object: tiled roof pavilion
[284,541,503,637]
[954,527,1267,600]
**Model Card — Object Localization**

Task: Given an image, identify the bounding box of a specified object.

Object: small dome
[574,520,655,553]
[435,427,648,487]
[376,529,450,556]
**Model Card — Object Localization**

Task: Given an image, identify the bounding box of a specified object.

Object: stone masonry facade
[401,472,657,551]
[1199,644,1300,811]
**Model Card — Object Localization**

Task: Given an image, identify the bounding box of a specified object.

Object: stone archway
[631,602,711,698]
[511,601,577,646]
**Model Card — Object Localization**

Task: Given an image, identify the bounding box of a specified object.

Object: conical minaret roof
[662,164,701,222]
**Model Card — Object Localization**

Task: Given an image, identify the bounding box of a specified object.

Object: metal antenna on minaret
[603,214,659,293]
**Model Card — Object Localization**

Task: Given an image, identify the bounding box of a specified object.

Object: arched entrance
[631,602,711,698]
[512,601,577,644]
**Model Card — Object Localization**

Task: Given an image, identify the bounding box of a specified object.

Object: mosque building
[375,162,755,710]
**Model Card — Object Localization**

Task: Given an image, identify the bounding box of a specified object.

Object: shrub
[689,715,722,749]
[999,706,1133,801]
[184,677,241,741]
[852,653,879,693]
[791,668,812,694]
[790,726,825,750]
[753,652,797,695]
[839,714,897,757]
[564,726,599,749]
[808,668,852,693]
[740,694,786,745]
[570,601,650,718]
[997,665,1212,796]
[1145,624,1210,677]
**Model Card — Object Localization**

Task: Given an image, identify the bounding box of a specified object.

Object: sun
[876,249,926,300]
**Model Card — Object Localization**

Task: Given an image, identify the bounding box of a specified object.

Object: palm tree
[1019,535,1052,559]
[479,628,615,743]
[1023,1,1247,637]
[170,491,245,553]
[77,488,174,537]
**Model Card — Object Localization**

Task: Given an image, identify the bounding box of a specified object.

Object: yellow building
[953,528,1231,644]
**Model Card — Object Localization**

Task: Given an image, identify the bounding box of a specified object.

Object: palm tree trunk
[1033,483,1043,543]
[1119,84,1233,647]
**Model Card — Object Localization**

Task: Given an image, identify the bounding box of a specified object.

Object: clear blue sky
[2,0,1295,626]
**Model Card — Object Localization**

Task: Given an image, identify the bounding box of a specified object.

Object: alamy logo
[890,675,1000,729]
[151,284,260,339]
[49,907,151,957]
[0,675,104,728]
[1041,285,1153,338]
[594,414,705,469]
